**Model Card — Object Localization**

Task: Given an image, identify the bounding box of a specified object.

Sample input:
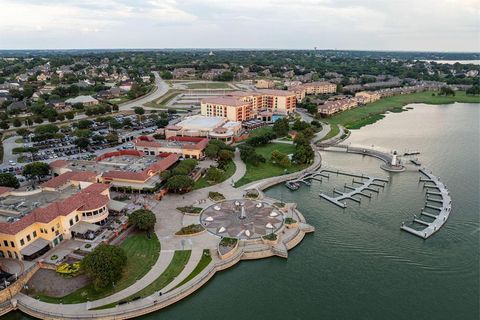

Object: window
[75,215,79,222]
[20,239,25,246]
[56,223,60,228]
[26,235,31,242]
[51,227,54,232]
[10,241,14,248]
[69,219,73,226]
[33,231,37,238]
[3,240,8,247]
[40,229,43,234]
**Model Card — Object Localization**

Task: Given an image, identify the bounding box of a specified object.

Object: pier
[401,168,452,239]
[287,169,388,209]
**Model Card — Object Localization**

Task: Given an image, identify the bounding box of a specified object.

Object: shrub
[175,224,204,235]
[285,217,297,224]
[176,206,203,214]
[219,237,238,247]
[208,191,225,201]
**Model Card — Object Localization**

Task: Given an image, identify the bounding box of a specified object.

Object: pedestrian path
[87,250,175,309]
[162,249,204,293]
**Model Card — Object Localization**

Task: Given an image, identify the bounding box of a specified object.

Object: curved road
[119,71,170,111]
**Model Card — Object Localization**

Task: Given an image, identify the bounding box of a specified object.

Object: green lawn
[248,126,274,137]
[174,250,212,289]
[325,91,480,130]
[94,250,192,309]
[144,90,182,108]
[33,233,160,304]
[235,143,308,187]
[185,82,230,89]
[193,161,236,190]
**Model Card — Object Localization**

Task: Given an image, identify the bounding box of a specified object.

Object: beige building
[164,116,242,144]
[201,89,296,122]
[289,81,337,102]
[355,91,381,104]
[255,79,275,89]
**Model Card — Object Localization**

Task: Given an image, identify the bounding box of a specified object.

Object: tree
[466,85,480,95]
[75,137,90,149]
[129,209,156,234]
[34,124,59,135]
[82,244,127,289]
[292,144,315,164]
[215,71,234,81]
[0,121,10,130]
[65,111,75,120]
[271,150,291,168]
[77,119,93,129]
[12,118,22,127]
[23,162,50,180]
[0,173,20,189]
[165,175,195,193]
[272,118,290,137]
[134,107,145,116]
[155,118,169,128]
[205,144,220,159]
[205,167,224,183]
[217,149,234,168]
[160,71,173,79]
[106,132,119,143]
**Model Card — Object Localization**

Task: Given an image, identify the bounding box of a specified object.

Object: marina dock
[400,168,452,239]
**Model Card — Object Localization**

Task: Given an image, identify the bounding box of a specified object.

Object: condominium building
[354,91,381,104]
[200,89,296,122]
[317,98,358,117]
[288,81,337,102]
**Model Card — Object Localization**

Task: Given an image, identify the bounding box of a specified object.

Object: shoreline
[320,91,480,139]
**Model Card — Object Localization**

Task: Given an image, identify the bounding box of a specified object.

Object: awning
[20,238,50,257]
[70,221,101,234]
[108,200,128,212]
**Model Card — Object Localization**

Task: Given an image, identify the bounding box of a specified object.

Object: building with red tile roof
[0,179,111,261]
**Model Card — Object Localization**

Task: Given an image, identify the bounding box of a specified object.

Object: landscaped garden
[32,233,160,304]
[208,191,225,201]
[193,161,236,190]
[176,224,205,235]
[95,250,192,309]
[235,143,308,187]
[176,206,203,214]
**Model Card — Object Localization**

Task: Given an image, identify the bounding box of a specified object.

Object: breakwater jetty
[400,168,452,239]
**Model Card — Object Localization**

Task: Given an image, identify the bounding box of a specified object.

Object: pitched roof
[41,171,97,189]
[0,183,109,235]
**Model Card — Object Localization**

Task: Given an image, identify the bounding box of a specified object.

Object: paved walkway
[87,250,175,309]
[162,249,204,293]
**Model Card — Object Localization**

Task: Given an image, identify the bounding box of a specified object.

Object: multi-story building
[200,89,297,122]
[0,177,111,261]
[354,91,381,104]
[288,81,337,102]
[317,98,358,117]
[255,79,275,89]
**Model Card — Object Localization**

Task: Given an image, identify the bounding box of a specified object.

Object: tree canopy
[22,162,50,180]
[82,244,127,289]
[0,173,20,189]
[129,209,156,233]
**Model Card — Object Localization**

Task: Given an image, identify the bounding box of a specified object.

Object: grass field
[95,250,192,309]
[144,90,182,108]
[326,91,480,129]
[185,82,230,89]
[34,233,160,304]
[193,161,236,190]
[318,91,480,140]
[174,250,212,289]
[235,143,307,187]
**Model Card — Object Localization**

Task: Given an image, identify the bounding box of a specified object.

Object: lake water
[6,103,479,320]
[420,59,480,65]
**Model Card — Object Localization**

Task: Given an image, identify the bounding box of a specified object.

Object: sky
[0,0,479,52]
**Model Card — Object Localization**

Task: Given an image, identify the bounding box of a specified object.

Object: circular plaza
[200,199,284,240]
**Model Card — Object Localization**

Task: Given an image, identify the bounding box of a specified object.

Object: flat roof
[176,115,225,130]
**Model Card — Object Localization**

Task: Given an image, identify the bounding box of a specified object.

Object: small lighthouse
[391,150,398,166]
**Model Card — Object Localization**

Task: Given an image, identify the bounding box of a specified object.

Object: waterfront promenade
[1,147,317,319]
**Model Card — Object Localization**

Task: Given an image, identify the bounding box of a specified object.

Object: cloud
[0,0,478,51]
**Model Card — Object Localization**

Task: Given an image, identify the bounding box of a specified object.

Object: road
[119,71,170,111]
[296,108,331,143]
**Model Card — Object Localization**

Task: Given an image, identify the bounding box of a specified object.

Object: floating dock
[287,169,388,209]
[400,168,452,239]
